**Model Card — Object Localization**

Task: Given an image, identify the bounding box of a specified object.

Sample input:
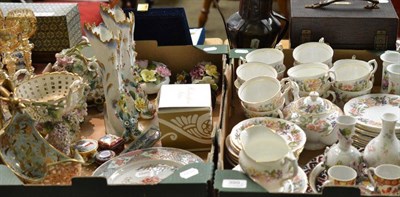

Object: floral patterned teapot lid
[291,91,337,115]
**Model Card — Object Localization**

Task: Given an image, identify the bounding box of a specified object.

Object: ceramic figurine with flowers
[51,38,104,110]
[136,60,171,94]
[175,62,220,107]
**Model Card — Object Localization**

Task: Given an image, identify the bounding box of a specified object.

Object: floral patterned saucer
[230,117,307,158]
[233,165,308,193]
[344,94,400,132]
[92,147,203,185]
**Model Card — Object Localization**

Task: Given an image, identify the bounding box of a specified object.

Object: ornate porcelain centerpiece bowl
[283,91,343,150]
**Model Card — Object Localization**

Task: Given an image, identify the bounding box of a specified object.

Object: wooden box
[290,0,399,50]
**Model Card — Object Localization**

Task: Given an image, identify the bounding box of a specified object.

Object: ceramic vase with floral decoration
[136,60,171,94]
[323,115,363,174]
[363,113,400,167]
[84,23,141,141]
[100,4,155,119]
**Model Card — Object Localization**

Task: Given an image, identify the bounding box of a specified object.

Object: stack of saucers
[344,94,400,148]
[224,117,307,167]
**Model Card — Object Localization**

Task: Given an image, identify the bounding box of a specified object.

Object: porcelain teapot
[283,91,343,150]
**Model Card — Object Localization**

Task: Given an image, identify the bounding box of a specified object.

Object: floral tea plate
[230,117,306,158]
[344,94,400,132]
[233,165,308,193]
[92,147,203,184]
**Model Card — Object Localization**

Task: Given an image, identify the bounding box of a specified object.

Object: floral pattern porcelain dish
[233,165,308,193]
[344,94,400,132]
[230,117,306,158]
[92,147,203,185]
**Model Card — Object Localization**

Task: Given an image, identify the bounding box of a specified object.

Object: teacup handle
[367,59,378,83]
[276,108,284,119]
[280,78,296,105]
[282,155,299,181]
[239,56,247,66]
[367,167,377,192]
[327,70,336,84]
[322,90,336,103]
[319,37,325,43]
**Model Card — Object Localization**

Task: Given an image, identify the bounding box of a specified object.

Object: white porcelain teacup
[332,81,373,108]
[287,62,335,93]
[293,38,334,67]
[238,76,289,112]
[236,62,278,85]
[331,57,377,92]
[386,64,400,95]
[367,164,400,196]
[240,48,286,80]
[323,165,357,187]
[239,125,299,192]
[241,98,285,118]
[380,51,400,93]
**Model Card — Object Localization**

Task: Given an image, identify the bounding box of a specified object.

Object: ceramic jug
[100,4,155,119]
[239,125,299,192]
[324,115,363,174]
[84,23,141,141]
[226,0,289,48]
[363,113,400,167]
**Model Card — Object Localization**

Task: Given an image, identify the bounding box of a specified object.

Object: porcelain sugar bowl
[283,91,343,150]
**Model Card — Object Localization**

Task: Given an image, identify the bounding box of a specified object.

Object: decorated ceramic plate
[344,94,400,132]
[230,117,307,158]
[233,165,308,193]
[92,147,203,184]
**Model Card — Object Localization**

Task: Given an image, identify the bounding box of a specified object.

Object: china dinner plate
[92,147,203,185]
[233,165,308,193]
[230,117,307,158]
[344,94,400,132]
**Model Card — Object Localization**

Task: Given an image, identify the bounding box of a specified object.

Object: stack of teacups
[234,62,278,91]
[380,51,400,93]
[239,48,286,80]
[292,38,334,67]
[330,56,377,107]
[286,62,335,98]
[386,64,400,95]
[238,76,289,118]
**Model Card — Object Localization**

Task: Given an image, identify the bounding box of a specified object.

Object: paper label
[203,47,217,52]
[234,49,249,54]
[135,170,152,178]
[222,179,247,189]
[179,168,199,179]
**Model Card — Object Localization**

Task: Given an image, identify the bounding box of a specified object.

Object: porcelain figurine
[363,113,400,167]
[323,116,363,174]
[99,4,155,119]
[283,91,343,150]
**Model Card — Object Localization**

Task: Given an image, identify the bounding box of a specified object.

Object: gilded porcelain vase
[100,4,155,119]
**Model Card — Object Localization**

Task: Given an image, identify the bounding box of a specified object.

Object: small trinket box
[74,139,98,162]
[98,134,125,154]
[95,150,116,165]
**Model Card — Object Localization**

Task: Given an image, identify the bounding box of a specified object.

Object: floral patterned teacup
[293,38,334,67]
[367,164,400,195]
[380,51,400,93]
[386,64,400,95]
[240,48,286,80]
[241,98,285,118]
[332,81,373,108]
[323,165,357,187]
[239,125,299,192]
[332,57,377,92]
[238,76,289,112]
[236,62,277,85]
[287,62,335,93]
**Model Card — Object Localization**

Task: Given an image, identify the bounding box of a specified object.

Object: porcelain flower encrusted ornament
[136,60,171,94]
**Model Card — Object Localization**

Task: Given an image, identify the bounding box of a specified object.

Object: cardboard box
[290,0,399,50]
[214,48,384,196]
[1,3,82,52]
[158,84,213,151]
